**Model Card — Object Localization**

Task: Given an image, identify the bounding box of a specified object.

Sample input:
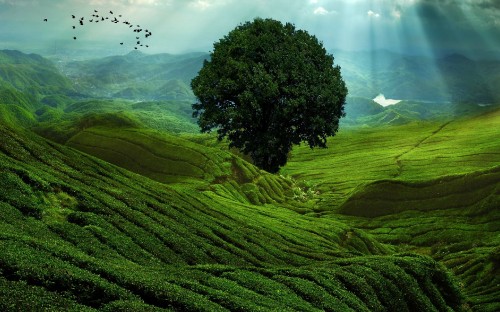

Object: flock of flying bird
[43,9,152,50]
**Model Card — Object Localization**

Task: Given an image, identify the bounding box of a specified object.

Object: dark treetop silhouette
[192,18,347,173]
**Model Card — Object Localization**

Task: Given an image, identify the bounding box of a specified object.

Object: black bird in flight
[43,18,47,22]
[61,8,153,50]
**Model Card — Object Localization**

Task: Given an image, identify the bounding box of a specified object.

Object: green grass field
[0,99,499,310]
[284,107,500,311]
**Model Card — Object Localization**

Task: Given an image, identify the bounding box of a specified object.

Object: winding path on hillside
[393,120,454,177]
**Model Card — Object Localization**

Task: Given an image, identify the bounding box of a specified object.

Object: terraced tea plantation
[285,108,500,311]
[0,105,498,311]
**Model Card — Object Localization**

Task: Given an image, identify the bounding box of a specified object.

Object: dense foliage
[0,48,498,311]
[192,18,347,173]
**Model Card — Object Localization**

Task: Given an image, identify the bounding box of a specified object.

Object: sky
[0,0,499,58]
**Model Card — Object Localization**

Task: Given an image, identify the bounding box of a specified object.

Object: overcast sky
[1,0,499,58]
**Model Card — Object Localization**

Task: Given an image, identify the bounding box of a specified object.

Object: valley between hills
[0,49,499,311]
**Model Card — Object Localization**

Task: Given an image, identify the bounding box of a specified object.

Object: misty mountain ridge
[0,48,498,311]
[53,50,206,101]
[332,49,500,104]
[0,48,499,129]
[56,47,499,105]
[0,50,76,98]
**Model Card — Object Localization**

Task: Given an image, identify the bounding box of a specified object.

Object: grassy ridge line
[284,108,500,212]
[397,108,500,180]
[67,129,209,184]
[284,108,500,310]
[0,123,387,264]
[65,126,307,206]
[341,191,499,311]
[0,124,465,310]
[284,122,440,211]
[393,120,453,177]
[338,165,500,217]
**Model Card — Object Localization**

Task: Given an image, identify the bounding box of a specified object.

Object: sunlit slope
[65,126,309,207]
[285,108,500,311]
[0,124,465,310]
[284,107,500,212]
[66,127,229,185]
[34,99,199,138]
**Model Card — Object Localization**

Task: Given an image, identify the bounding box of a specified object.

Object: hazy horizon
[0,0,499,59]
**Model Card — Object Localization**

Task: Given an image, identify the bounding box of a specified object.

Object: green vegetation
[284,107,500,311]
[2,123,458,311]
[59,50,204,101]
[0,48,498,311]
[33,98,199,144]
[192,18,347,173]
[0,50,75,97]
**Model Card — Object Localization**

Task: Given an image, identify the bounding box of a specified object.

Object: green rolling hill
[0,48,498,311]
[0,121,466,311]
[284,107,500,311]
[57,51,205,101]
[0,49,76,98]
[4,104,497,310]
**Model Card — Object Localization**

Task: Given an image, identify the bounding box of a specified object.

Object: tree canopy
[192,18,347,173]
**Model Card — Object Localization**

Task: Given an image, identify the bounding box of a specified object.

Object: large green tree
[192,18,347,173]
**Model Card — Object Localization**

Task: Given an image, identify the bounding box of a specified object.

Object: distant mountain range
[55,50,205,101]
[53,48,500,105]
[1,48,499,129]
[0,50,76,100]
[332,49,500,104]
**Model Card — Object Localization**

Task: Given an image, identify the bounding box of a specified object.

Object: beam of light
[414,2,495,105]
[366,0,403,98]
[395,3,451,103]
[456,3,500,60]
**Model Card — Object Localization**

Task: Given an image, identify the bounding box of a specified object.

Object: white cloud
[391,8,402,19]
[313,6,337,15]
[367,10,380,18]
[373,94,401,107]
[188,0,231,10]
[313,6,328,15]
[309,0,318,4]
[190,0,210,10]
[128,0,160,5]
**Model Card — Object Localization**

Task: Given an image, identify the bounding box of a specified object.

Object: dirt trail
[393,120,453,177]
